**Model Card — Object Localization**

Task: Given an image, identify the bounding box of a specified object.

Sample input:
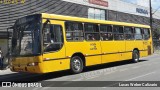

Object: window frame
[113,25,125,41]
[43,24,64,53]
[100,24,113,41]
[84,23,100,41]
[88,8,106,20]
[142,28,151,40]
[124,26,135,40]
[65,21,84,42]
[134,27,143,40]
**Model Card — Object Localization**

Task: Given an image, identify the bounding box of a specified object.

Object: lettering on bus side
[143,41,148,45]
[90,43,97,50]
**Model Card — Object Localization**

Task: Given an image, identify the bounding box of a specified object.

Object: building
[0,0,160,55]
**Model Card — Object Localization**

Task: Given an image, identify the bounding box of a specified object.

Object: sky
[121,0,160,10]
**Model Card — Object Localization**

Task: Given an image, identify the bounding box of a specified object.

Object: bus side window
[134,28,143,40]
[66,22,84,41]
[113,26,124,40]
[100,25,113,41]
[143,28,150,40]
[124,27,134,40]
[84,23,100,41]
[44,25,64,52]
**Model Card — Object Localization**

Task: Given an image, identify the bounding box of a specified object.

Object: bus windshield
[11,15,41,57]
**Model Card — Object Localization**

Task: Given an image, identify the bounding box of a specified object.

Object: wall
[0,0,160,32]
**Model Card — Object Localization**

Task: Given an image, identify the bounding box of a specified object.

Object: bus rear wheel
[70,56,83,74]
[132,50,139,63]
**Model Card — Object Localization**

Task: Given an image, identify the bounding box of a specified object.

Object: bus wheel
[70,56,83,74]
[132,50,139,63]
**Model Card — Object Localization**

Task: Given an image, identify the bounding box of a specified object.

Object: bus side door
[42,20,68,72]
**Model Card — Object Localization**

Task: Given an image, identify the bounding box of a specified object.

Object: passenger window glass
[124,27,134,40]
[100,25,113,41]
[113,26,124,40]
[66,22,84,41]
[135,28,143,40]
[44,25,64,52]
[143,28,150,40]
[84,24,99,32]
[84,23,100,41]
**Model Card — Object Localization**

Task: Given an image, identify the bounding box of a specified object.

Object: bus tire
[70,56,83,74]
[132,50,139,63]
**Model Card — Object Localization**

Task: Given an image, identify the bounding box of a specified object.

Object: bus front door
[42,20,68,73]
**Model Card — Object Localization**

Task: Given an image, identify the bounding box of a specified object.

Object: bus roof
[41,13,150,28]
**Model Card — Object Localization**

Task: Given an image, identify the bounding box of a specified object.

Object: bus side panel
[136,41,147,57]
[65,42,102,66]
[118,41,127,61]
[85,42,102,66]
[125,40,148,60]
[125,41,135,60]
[85,56,101,66]
[102,54,120,63]
[101,41,123,63]
[42,59,70,73]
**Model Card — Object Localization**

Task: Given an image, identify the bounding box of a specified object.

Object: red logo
[89,0,108,7]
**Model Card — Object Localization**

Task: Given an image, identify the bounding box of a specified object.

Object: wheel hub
[73,59,81,71]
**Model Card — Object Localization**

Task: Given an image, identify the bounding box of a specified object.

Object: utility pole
[149,0,153,31]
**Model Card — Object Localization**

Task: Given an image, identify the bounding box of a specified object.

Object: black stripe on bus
[42,18,103,25]
[85,50,148,57]
[86,51,133,57]
[140,49,148,52]
[43,50,148,61]
[42,18,71,22]
[43,57,70,61]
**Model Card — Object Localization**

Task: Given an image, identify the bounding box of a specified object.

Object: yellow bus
[10,13,153,74]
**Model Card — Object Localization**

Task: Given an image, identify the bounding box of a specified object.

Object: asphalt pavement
[0,53,160,90]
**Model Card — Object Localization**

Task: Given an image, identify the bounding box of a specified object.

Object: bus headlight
[27,62,39,66]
